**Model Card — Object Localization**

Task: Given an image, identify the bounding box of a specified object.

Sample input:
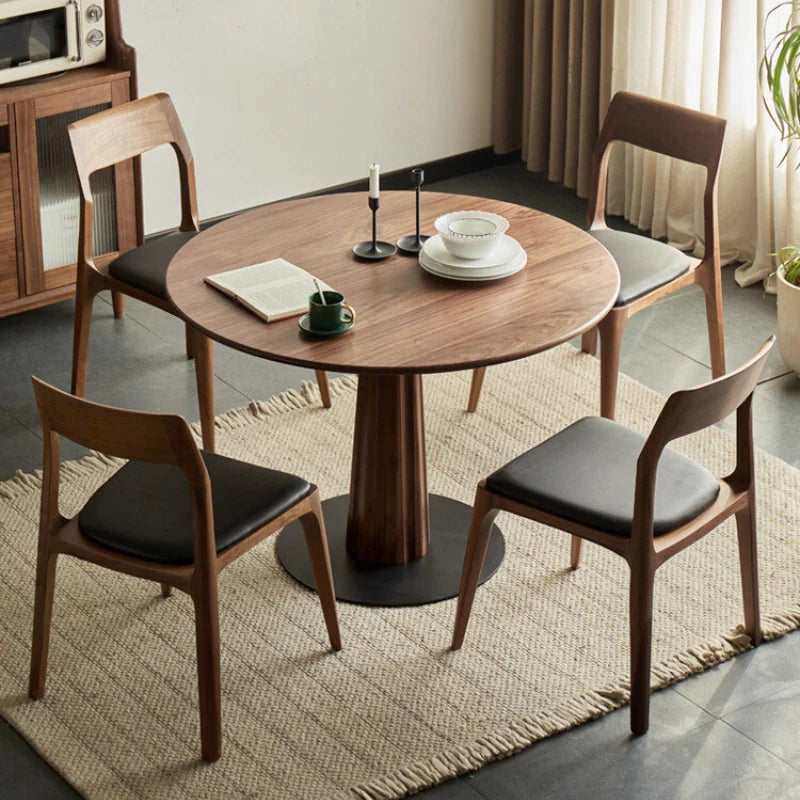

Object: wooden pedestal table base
[276,373,505,606]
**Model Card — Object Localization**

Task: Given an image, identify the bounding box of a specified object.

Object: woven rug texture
[1,345,799,799]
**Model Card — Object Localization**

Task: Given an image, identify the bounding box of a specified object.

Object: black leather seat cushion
[78,451,311,564]
[108,231,197,299]
[591,228,691,306]
[486,417,719,537]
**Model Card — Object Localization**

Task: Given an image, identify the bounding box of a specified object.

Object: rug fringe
[190,375,359,437]
[344,678,627,799]
[344,622,778,799]
[0,451,122,501]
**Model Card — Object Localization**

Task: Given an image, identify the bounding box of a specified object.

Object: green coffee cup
[308,291,356,332]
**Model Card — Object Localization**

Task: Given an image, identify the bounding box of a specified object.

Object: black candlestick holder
[397,168,430,255]
[353,196,397,260]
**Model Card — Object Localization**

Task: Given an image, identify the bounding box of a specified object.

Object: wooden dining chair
[452,337,773,735]
[28,377,341,762]
[466,91,727,418]
[67,93,334,453]
[68,93,217,449]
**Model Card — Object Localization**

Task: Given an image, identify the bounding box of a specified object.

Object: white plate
[419,248,527,281]
[422,233,522,269]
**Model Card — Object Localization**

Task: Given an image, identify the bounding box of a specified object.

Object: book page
[236,284,316,322]
[204,258,332,322]
[205,258,304,294]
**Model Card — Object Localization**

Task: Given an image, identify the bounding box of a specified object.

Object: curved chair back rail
[588,90,726,246]
[639,335,774,485]
[630,336,774,553]
[68,92,193,178]
[68,92,199,267]
[32,376,200,468]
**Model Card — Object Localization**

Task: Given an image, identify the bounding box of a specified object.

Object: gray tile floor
[1,163,799,799]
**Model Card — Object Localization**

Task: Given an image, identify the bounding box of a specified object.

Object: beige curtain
[493,0,615,197]
[608,0,800,289]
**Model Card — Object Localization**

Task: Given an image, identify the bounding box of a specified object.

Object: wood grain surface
[166,191,620,375]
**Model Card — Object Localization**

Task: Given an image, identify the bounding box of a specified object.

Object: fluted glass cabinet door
[36,103,117,271]
[12,74,135,299]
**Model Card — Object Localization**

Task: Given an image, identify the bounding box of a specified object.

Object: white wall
[121,0,495,233]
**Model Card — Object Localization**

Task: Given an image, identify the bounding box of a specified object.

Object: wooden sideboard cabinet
[0,0,140,318]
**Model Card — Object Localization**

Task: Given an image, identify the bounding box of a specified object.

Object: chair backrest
[632,337,774,534]
[32,378,214,560]
[646,337,773,450]
[588,91,726,260]
[67,93,199,265]
[32,377,200,467]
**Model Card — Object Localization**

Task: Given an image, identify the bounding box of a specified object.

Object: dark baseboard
[198,147,521,232]
[312,147,521,196]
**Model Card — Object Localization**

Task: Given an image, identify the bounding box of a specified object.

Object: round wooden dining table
[167,191,619,606]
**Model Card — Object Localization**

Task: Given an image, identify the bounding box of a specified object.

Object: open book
[204,258,332,323]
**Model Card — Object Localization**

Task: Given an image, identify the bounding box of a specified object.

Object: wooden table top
[166,191,620,374]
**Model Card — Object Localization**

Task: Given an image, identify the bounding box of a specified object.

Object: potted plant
[762,2,800,373]
[775,247,800,373]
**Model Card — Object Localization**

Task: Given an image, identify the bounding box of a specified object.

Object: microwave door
[0,0,78,77]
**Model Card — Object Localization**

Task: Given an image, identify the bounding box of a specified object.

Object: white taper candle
[369,163,380,199]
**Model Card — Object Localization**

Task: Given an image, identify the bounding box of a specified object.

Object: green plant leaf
[761,2,800,165]
[777,244,800,285]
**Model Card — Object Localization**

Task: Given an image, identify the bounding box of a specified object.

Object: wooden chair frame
[69,94,215,448]
[28,377,341,762]
[466,91,727,417]
[452,338,773,735]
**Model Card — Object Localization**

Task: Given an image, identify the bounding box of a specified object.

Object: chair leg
[111,291,126,319]
[160,583,173,598]
[188,325,216,453]
[71,286,96,397]
[599,312,625,420]
[29,550,58,700]
[315,370,332,409]
[701,269,726,378]
[299,495,341,650]
[466,367,486,413]
[735,504,762,646]
[185,324,195,360]
[570,536,583,570]
[192,581,222,762]
[451,488,499,649]
[629,558,655,735]
[581,326,598,356]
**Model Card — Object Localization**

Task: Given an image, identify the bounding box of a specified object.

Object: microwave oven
[0,0,106,85]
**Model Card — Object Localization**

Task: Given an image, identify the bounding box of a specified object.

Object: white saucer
[419,248,527,281]
[422,233,522,269]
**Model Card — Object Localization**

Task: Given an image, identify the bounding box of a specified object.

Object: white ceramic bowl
[434,210,509,259]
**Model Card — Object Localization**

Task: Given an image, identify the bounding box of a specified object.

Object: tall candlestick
[396,168,430,255]
[353,175,397,260]
[369,163,380,199]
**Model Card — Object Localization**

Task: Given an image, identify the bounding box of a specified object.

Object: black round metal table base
[396,234,430,255]
[277,494,504,606]
[352,240,397,260]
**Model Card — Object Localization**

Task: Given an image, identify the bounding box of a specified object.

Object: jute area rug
[1,345,799,800]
